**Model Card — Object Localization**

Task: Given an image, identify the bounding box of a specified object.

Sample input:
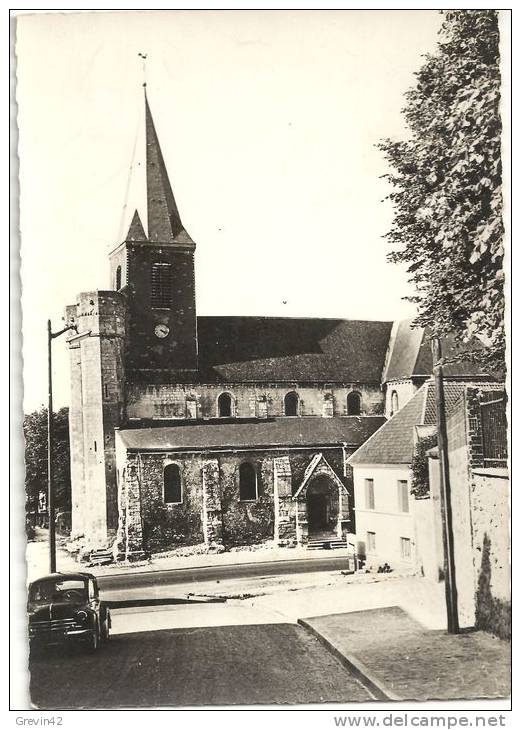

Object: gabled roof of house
[347,386,427,466]
[118,415,386,452]
[422,380,504,425]
[347,379,504,466]
[194,317,393,383]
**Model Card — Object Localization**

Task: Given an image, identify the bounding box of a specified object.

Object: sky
[16,10,443,412]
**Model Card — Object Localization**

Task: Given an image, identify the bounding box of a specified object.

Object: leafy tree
[411,432,438,498]
[379,10,504,371]
[24,407,71,523]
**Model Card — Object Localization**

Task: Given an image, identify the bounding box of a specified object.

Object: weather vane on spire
[138,52,148,88]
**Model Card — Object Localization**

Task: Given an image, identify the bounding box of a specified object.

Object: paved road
[97,555,350,593]
[30,623,373,708]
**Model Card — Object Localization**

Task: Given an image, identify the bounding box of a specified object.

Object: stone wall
[138,454,205,552]
[66,291,126,548]
[445,394,476,628]
[113,442,353,554]
[471,468,510,639]
[384,378,423,419]
[413,490,444,583]
[434,385,510,638]
[66,307,85,540]
[219,453,275,546]
[126,382,384,420]
[120,243,198,373]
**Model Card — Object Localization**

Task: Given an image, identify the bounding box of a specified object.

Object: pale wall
[471,468,511,638]
[416,455,445,583]
[384,379,421,418]
[127,382,385,420]
[353,464,415,571]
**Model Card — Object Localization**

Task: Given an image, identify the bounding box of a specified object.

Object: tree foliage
[379,10,504,371]
[24,407,71,514]
[411,432,438,498]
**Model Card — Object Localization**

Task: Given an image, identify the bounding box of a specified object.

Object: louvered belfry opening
[151,262,173,309]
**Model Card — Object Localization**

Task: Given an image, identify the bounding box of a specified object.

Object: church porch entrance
[306,476,338,538]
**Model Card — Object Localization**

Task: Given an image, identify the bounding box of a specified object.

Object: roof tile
[195,317,393,383]
[118,415,386,451]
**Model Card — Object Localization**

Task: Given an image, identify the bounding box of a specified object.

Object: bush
[411,433,438,498]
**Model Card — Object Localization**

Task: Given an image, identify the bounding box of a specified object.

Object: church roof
[125,209,147,242]
[195,317,393,383]
[117,415,387,452]
[383,320,496,383]
[145,94,183,243]
[382,319,424,383]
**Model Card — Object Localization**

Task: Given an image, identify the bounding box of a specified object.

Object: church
[64,91,492,560]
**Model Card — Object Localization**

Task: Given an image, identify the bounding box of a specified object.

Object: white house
[347,378,503,575]
[347,387,428,571]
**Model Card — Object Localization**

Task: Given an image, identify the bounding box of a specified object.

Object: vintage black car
[28,572,110,652]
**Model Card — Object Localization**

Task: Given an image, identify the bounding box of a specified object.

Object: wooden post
[431,336,459,634]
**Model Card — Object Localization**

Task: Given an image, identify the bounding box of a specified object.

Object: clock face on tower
[154,323,170,339]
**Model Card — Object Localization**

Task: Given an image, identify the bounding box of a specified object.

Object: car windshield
[29,578,88,603]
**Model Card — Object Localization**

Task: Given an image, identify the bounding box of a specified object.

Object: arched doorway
[306,475,338,535]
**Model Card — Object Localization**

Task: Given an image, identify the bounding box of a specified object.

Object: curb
[107,596,226,609]
[92,553,350,580]
[298,618,401,702]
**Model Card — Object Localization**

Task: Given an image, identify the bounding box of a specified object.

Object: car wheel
[102,610,110,642]
[87,623,100,653]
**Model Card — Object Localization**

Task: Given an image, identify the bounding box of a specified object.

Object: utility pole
[47,319,77,574]
[431,336,459,634]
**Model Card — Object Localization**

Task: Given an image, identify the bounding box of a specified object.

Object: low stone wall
[471,468,510,640]
[413,494,444,583]
[427,386,511,639]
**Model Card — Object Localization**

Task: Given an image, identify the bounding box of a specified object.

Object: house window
[398,480,409,513]
[367,531,376,553]
[151,262,173,309]
[239,462,258,501]
[365,478,375,510]
[218,392,233,417]
[164,463,182,504]
[391,390,399,416]
[284,391,299,416]
[115,265,122,291]
[347,391,361,415]
[400,537,411,560]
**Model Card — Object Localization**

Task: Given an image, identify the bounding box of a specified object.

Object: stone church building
[65,92,491,559]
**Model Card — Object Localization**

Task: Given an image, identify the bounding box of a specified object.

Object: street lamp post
[47,319,77,574]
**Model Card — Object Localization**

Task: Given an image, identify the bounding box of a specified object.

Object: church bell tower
[109,92,198,378]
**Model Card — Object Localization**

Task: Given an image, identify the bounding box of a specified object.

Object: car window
[29,579,88,603]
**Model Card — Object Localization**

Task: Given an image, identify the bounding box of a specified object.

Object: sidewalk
[299,606,511,702]
[26,532,353,583]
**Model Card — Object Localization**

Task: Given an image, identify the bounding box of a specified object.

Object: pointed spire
[145,93,194,247]
[125,209,147,242]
